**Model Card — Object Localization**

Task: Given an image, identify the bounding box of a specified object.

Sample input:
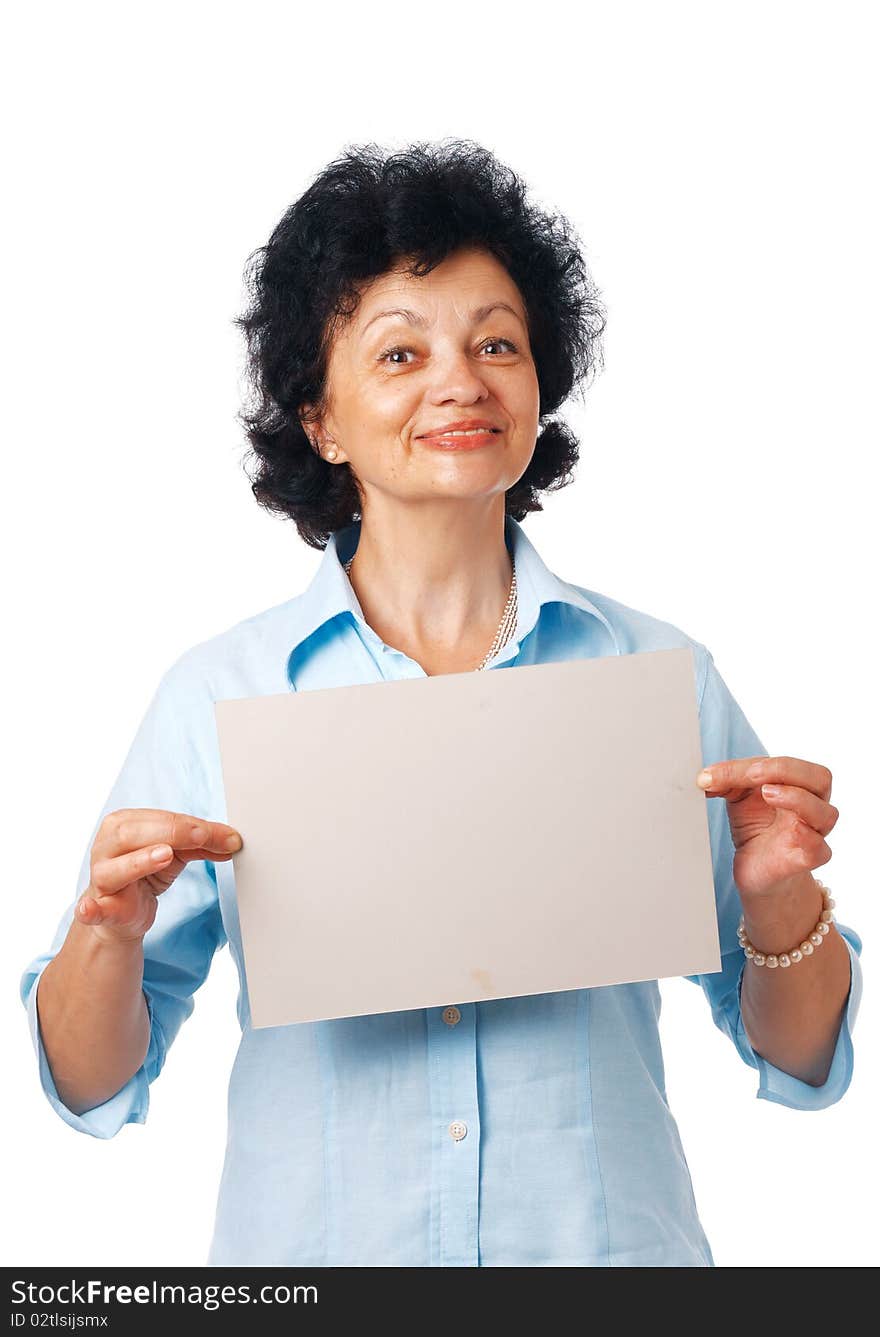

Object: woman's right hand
[77,808,243,945]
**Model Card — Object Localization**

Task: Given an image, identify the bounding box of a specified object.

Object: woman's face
[308,246,541,511]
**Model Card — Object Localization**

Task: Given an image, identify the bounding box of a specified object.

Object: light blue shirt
[21,515,863,1267]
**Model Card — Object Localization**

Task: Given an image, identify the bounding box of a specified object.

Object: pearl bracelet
[738,880,836,968]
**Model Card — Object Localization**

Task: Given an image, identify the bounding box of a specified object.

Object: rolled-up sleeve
[685,645,863,1111]
[19,654,227,1139]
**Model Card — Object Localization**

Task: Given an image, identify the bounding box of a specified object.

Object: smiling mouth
[418,427,502,449]
[422,428,500,438]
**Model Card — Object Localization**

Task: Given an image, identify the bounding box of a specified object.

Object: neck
[345,499,515,658]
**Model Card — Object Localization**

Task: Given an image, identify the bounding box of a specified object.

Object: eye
[377,346,415,365]
[377,337,518,365]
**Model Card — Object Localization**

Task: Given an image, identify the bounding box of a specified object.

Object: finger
[748,757,833,801]
[697,756,833,801]
[76,890,130,929]
[78,883,150,927]
[760,784,840,836]
[101,810,243,858]
[89,842,176,896]
[77,880,160,936]
[788,830,833,873]
[696,755,766,802]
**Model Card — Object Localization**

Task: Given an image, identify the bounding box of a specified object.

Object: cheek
[358,378,419,431]
[382,384,422,427]
[332,383,408,451]
[502,368,541,432]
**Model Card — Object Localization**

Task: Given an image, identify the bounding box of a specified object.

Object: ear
[298,403,348,464]
[297,402,319,453]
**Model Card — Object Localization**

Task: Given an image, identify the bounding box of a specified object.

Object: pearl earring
[325,446,338,461]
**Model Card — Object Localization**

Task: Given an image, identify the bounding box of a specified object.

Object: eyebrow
[360,301,525,335]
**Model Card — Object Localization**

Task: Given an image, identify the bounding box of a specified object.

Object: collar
[277,515,620,673]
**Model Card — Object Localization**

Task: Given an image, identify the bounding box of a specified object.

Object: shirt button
[442,1005,461,1026]
[449,1120,467,1141]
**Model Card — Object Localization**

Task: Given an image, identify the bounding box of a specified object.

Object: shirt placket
[363,636,501,1267]
[427,1001,481,1266]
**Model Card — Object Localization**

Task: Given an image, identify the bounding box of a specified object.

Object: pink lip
[418,418,502,435]
[420,430,499,451]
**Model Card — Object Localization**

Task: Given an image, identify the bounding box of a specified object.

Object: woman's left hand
[695,756,839,898]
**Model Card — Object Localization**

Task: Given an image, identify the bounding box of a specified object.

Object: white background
[3,0,876,1269]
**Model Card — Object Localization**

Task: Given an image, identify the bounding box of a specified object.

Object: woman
[21,140,862,1267]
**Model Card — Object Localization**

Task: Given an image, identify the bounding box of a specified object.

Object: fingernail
[697,770,714,788]
[762,784,782,797]
[79,896,100,924]
[225,833,242,851]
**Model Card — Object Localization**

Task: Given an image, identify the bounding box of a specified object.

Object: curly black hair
[234,138,607,550]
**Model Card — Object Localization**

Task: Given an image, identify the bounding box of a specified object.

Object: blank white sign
[214,647,720,1028]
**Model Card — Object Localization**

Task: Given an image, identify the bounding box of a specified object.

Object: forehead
[352,247,525,326]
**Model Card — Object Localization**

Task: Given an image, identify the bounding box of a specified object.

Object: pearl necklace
[343,554,518,671]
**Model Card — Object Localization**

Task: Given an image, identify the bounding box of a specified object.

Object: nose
[424,348,490,407]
